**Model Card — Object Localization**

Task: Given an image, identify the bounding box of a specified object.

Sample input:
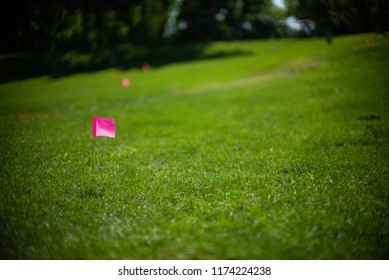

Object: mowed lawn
[0,33,388,259]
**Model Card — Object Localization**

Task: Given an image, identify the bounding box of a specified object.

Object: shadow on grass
[0,44,252,83]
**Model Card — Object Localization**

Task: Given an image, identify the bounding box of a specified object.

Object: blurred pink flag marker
[92,116,116,138]
[142,63,150,72]
[122,78,130,87]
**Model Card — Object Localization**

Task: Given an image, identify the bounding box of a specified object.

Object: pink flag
[121,78,130,87]
[92,116,116,138]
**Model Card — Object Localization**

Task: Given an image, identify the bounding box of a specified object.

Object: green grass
[0,33,388,259]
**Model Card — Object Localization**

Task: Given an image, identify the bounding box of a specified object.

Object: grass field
[0,33,388,260]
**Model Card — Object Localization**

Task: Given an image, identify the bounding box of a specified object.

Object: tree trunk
[81,0,90,50]
[139,0,148,43]
[194,2,202,42]
[211,0,218,41]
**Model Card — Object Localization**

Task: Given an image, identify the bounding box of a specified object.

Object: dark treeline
[1,0,388,54]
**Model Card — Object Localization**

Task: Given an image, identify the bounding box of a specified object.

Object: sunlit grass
[0,33,388,259]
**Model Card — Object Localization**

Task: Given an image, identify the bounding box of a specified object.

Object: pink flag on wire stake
[92,116,116,138]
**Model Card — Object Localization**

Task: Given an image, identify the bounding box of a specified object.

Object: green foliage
[0,34,388,259]
[285,0,389,36]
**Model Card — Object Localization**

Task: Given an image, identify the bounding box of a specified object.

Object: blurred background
[1,0,388,54]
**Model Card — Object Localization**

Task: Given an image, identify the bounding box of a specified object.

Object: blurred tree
[285,0,388,43]
[166,0,287,43]
[248,0,290,39]
[142,0,171,43]
[285,0,334,43]
[0,0,170,53]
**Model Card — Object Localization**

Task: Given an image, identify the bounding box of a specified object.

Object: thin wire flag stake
[92,116,116,187]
